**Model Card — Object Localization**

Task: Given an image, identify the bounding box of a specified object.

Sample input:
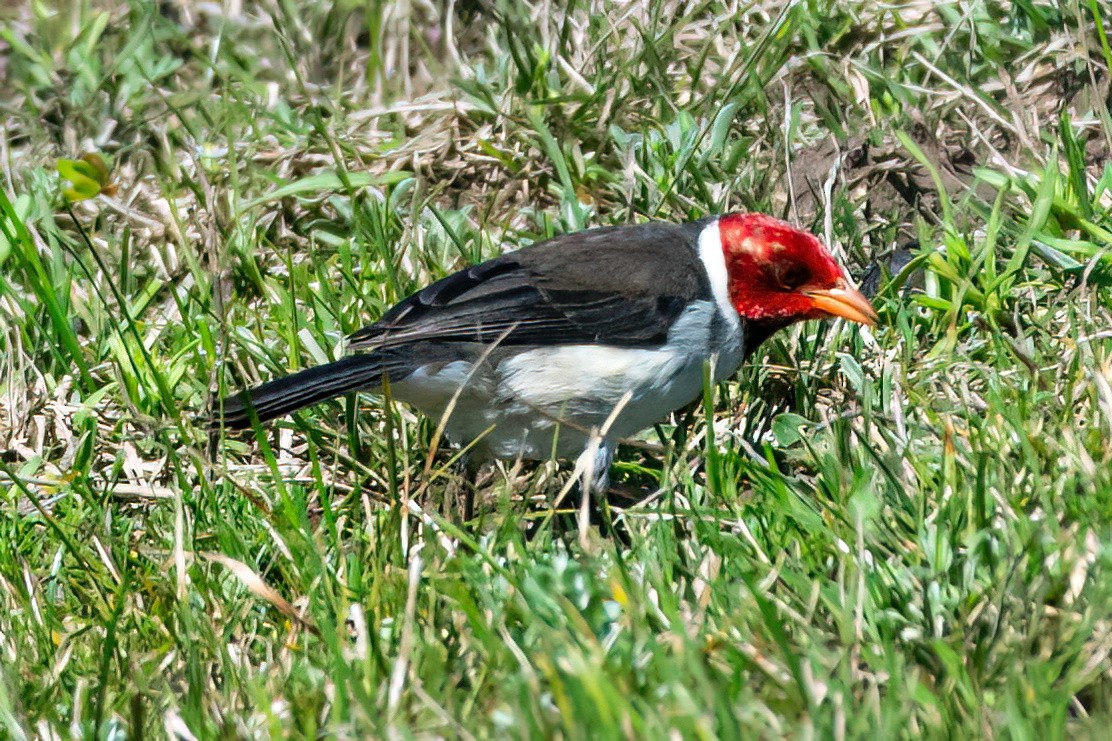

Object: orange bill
[804,282,878,326]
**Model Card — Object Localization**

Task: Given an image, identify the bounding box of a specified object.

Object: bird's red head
[717,213,877,327]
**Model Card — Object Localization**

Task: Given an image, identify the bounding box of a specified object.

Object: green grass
[2,0,1112,737]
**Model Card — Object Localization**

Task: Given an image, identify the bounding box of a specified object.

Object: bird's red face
[718,213,877,327]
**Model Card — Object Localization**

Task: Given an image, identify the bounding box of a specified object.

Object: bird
[216,213,877,502]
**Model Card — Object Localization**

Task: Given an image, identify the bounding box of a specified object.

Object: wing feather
[348,220,712,351]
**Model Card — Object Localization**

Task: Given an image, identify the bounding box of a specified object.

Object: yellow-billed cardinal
[218,214,876,494]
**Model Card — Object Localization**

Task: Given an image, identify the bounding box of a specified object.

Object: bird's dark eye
[777,265,810,290]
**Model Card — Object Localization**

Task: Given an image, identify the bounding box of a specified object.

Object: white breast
[390,299,745,461]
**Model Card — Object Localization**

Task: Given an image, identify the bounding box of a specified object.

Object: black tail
[215,355,387,429]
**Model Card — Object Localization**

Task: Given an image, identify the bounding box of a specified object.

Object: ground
[2,0,1112,737]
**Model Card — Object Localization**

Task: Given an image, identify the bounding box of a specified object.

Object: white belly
[389,301,745,461]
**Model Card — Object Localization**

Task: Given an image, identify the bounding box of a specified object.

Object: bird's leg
[576,441,614,497]
[577,441,636,543]
[575,441,614,538]
[443,451,478,522]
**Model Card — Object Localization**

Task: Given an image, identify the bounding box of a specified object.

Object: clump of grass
[1,0,1111,737]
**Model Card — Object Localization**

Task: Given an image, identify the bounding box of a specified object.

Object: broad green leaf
[708,102,740,152]
[57,153,114,201]
[57,159,102,201]
[772,413,812,447]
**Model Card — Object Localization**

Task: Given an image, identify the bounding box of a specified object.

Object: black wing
[348,220,715,351]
